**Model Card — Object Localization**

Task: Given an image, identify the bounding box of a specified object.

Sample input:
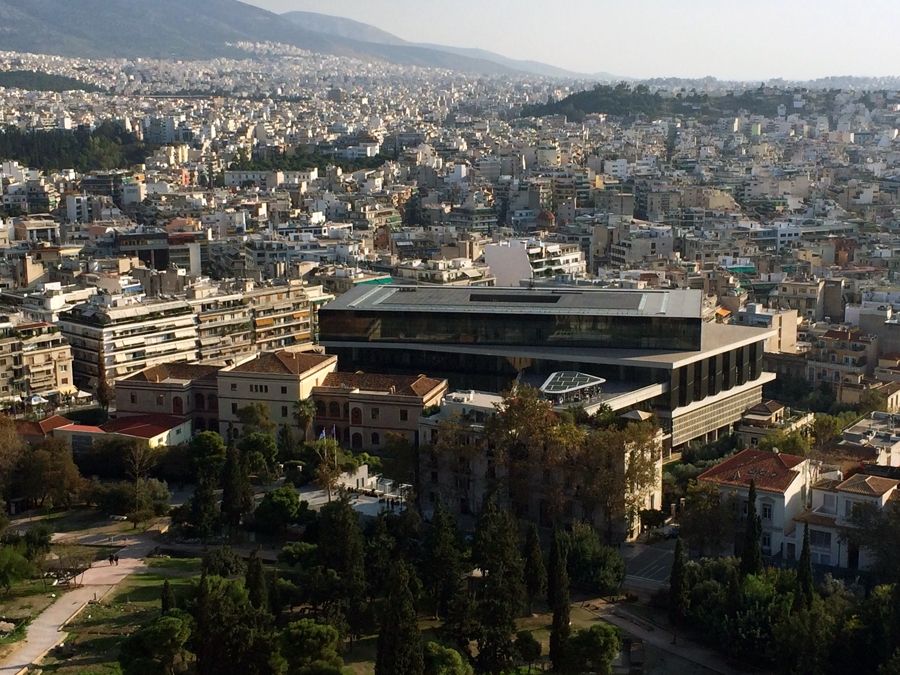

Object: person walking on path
[114,555,119,566]
[108,554,114,566]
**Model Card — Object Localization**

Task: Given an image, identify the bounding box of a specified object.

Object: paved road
[623,540,676,591]
[0,539,154,674]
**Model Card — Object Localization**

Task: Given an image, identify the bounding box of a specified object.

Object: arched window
[351,408,362,425]
[172,396,184,415]
[208,394,217,411]
[371,432,380,446]
[328,401,341,419]
[195,393,205,411]
[316,400,326,417]
[351,433,362,450]
[196,418,206,431]
[343,402,349,418]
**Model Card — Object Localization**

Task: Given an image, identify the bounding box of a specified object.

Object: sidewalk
[0,538,155,674]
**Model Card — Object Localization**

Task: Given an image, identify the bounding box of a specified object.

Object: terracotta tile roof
[318,372,446,398]
[836,473,899,497]
[231,351,334,375]
[812,478,841,491]
[16,415,72,437]
[57,424,105,434]
[795,511,838,528]
[698,448,806,494]
[101,414,188,439]
[123,363,220,384]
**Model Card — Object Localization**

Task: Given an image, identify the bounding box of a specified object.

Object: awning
[30,395,49,405]
[75,390,93,399]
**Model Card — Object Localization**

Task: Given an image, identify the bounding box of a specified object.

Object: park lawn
[0,578,67,660]
[38,558,202,675]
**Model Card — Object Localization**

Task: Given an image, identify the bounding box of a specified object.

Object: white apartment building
[795,471,899,569]
[699,449,813,559]
[58,293,199,389]
[484,239,586,286]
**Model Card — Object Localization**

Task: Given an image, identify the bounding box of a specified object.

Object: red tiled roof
[318,372,446,398]
[231,351,334,375]
[58,424,105,434]
[101,414,187,439]
[698,448,806,493]
[16,415,72,437]
[836,473,899,497]
[122,363,221,384]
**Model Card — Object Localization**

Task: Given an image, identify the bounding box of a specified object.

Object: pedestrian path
[584,600,739,675]
[0,538,154,674]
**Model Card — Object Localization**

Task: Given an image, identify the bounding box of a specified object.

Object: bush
[253,487,300,534]
[202,546,245,577]
[565,523,625,596]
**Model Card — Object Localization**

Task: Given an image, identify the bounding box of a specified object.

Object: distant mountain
[0,0,563,77]
[282,10,406,46]
[284,10,599,80]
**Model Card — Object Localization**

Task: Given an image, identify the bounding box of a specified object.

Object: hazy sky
[244,0,900,80]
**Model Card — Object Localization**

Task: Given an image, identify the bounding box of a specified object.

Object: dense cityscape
[0,1,897,674]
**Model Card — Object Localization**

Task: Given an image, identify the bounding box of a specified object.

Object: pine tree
[523,522,546,614]
[423,501,461,619]
[739,479,763,577]
[547,530,570,673]
[161,578,176,615]
[376,563,424,675]
[221,445,251,529]
[795,524,814,611]
[246,549,269,612]
[190,466,219,540]
[668,538,689,629]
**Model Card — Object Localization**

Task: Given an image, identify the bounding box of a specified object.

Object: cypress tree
[221,445,251,529]
[423,501,461,619]
[472,499,525,614]
[161,578,176,615]
[194,571,214,675]
[668,537,689,628]
[523,522,546,615]
[472,499,525,674]
[375,563,424,675]
[477,563,518,675]
[190,466,219,540]
[444,573,477,656]
[795,524,814,610]
[739,479,763,577]
[245,549,269,612]
[318,498,368,639]
[548,530,570,673]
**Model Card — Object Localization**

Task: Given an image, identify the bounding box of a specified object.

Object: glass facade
[326,345,671,394]
[319,309,702,351]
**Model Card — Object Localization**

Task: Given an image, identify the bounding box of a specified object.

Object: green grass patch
[41,559,202,674]
[0,577,64,621]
